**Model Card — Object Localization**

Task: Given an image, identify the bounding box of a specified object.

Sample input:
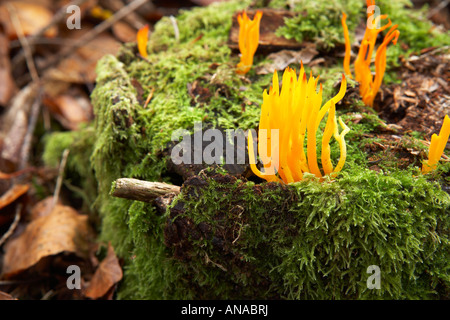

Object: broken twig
[52,149,70,210]
[0,204,22,247]
[6,3,40,83]
[19,90,42,170]
[111,178,180,203]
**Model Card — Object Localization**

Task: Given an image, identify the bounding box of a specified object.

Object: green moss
[275,0,449,53]
[273,0,364,49]
[84,0,266,299]
[42,128,97,212]
[378,0,450,55]
[166,170,449,299]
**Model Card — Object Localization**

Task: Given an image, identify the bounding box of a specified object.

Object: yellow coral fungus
[248,64,349,184]
[137,24,150,59]
[341,0,400,107]
[236,11,263,75]
[422,115,450,174]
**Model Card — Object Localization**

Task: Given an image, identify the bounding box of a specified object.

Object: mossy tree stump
[43,0,450,299]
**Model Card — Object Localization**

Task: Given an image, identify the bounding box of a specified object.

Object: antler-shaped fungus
[248,64,349,184]
[137,24,150,59]
[341,0,400,107]
[236,10,263,75]
[422,115,450,174]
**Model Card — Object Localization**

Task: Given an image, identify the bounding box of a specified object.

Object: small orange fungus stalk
[137,24,149,59]
[422,115,450,174]
[341,0,400,107]
[236,11,263,75]
[248,63,349,184]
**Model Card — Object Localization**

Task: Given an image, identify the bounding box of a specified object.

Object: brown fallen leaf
[2,204,92,278]
[0,167,34,180]
[255,46,318,75]
[0,32,16,106]
[0,108,28,168]
[85,243,123,299]
[112,21,137,43]
[0,184,29,211]
[0,291,16,300]
[29,196,60,221]
[45,29,121,83]
[0,83,38,169]
[0,2,57,40]
[43,86,93,130]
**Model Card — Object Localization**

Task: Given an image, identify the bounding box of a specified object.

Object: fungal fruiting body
[137,24,150,59]
[422,115,450,174]
[236,11,263,75]
[341,0,400,107]
[248,64,349,184]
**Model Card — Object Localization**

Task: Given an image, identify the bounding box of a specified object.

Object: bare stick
[18,90,42,170]
[0,204,22,247]
[143,87,155,108]
[6,3,40,83]
[427,0,450,19]
[103,0,150,30]
[52,149,70,209]
[111,178,180,203]
[170,16,179,41]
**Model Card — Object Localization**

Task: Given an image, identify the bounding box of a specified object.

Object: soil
[376,47,449,137]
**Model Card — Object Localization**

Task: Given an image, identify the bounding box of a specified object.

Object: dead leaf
[45,30,121,83]
[43,86,93,130]
[0,83,38,169]
[85,244,123,299]
[0,32,16,106]
[29,196,60,220]
[112,21,136,43]
[0,184,29,211]
[255,46,318,75]
[0,291,16,300]
[377,49,450,136]
[0,109,27,167]
[0,2,57,40]
[0,167,34,180]
[2,204,92,278]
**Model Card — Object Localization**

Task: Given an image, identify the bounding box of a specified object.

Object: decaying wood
[111,178,180,203]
